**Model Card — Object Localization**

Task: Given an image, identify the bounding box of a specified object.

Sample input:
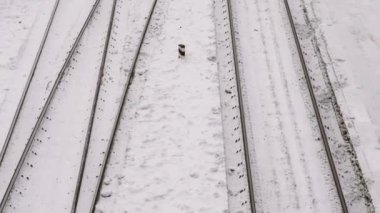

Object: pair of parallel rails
[226,0,350,212]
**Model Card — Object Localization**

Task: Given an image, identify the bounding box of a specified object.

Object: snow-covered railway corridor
[225,0,375,212]
[93,0,229,212]
[0,0,379,212]
[0,0,117,211]
[227,0,342,212]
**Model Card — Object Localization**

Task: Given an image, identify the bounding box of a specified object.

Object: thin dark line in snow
[0,0,102,210]
[70,0,119,211]
[88,0,158,212]
[0,0,60,166]
[282,0,349,212]
[226,0,256,212]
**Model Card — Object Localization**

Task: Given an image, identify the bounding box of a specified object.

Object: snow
[213,0,253,211]
[94,0,229,212]
[288,0,380,210]
[0,0,379,212]
[0,0,54,151]
[75,0,157,211]
[296,0,380,209]
[1,0,115,211]
[230,0,342,211]
[0,0,97,195]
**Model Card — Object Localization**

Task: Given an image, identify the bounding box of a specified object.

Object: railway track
[87,0,158,212]
[282,0,348,212]
[0,0,102,210]
[0,0,356,212]
[70,0,119,211]
[0,0,60,166]
[226,0,351,211]
[225,0,256,212]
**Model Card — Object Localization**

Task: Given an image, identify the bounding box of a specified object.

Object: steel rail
[225,0,256,212]
[0,0,102,210]
[89,0,158,212]
[282,0,348,212]
[70,0,119,211]
[0,0,60,166]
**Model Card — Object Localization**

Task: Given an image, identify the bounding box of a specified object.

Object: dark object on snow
[178,44,185,58]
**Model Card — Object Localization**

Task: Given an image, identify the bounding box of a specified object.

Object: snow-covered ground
[0,0,379,212]
[94,0,229,211]
[74,0,156,211]
[1,0,115,211]
[230,0,342,211]
[294,0,380,210]
[0,0,96,185]
[0,0,54,152]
